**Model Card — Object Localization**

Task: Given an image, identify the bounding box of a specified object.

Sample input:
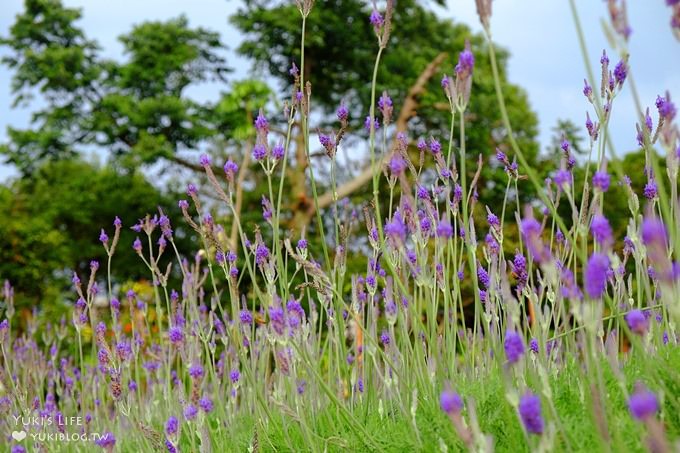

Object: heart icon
[12,430,27,441]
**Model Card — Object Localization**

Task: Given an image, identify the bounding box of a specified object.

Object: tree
[231,0,541,224]
[545,119,587,160]
[0,0,232,175]
[2,0,542,259]
[0,158,192,308]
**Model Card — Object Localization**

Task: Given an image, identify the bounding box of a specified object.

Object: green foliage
[214,80,273,141]
[0,1,232,174]
[0,158,190,307]
[546,119,587,159]
[183,349,680,452]
[231,0,540,208]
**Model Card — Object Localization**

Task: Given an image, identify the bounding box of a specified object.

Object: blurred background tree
[0,158,193,309]
[231,0,541,227]
[1,0,548,309]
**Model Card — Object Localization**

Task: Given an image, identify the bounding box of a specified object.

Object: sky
[1,0,678,182]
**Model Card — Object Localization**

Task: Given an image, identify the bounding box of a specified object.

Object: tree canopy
[1,0,547,306]
[0,158,192,306]
[1,0,231,174]
[231,0,541,210]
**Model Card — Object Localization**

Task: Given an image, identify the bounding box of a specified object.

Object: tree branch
[312,52,448,213]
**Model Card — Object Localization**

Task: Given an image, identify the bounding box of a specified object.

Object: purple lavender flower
[643,180,658,199]
[625,310,648,335]
[224,159,239,176]
[560,267,582,300]
[496,149,507,163]
[592,170,610,192]
[504,330,525,364]
[94,432,116,449]
[169,326,184,345]
[585,112,597,140]
[418,215,432,235]
[455,43,474,76]
[628,385,659,420]
[369,9,384,28]
[254,111,268,132]
[440,390,463,414]
[656,92,677,120]
[132,237,142,253]
[521,217,550,263]
[385,212,407,242]
[411,139,426,156]
[485,233,499,255]
[641,217,668,248]
[378,92,393,111]
[0,320,8,344]
[272,143,285,160]
[477,264,490,289]
[337,103,349,122]
[436,219,454,239]
[388,154,407,177]
[583,79,593,98]
[613,60,627,85]
[189,364,204,380]
[95,320,106,336]
[584,253,610,299]
[261,196,273,221]
[429,137,442,154]
[453,184,463,203]
[441,75,450,88]
[215,251,225,265]
[380,330,391,346]
[416,185,429,200]
[364,116,379,132]
[99,229,109,244]
[178,199,189,210]
[554,169,571,187]
[591,214,613,246]
[255,244,270,266]
[512,253,528,292]
[269,306,285,335]
[116,341,132,362]
[252,144,267,161]
[199,154,211,167]
[297,238,307,250]
[199,397,214,413]
[487,212,500,229]
[230,369,240,384]
[239,310,253,326]
[166,416,179,435]
[530,338,539,354]
[289,63,299,77]
[519,393,544,435]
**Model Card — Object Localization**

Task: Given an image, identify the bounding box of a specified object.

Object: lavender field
[1,0,680,452]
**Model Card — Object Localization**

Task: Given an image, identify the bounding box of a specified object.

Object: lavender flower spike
[519,392,544,435]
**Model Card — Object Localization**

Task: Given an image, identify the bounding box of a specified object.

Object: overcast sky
[1,0,678,182]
